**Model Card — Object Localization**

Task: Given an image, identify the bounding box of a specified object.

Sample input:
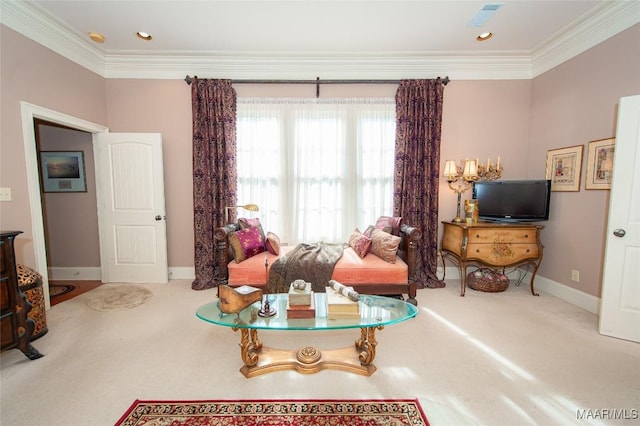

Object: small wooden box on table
[440,221,544,297]
[287,281,315,319]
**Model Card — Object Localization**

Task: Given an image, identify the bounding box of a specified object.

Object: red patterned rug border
[116,398,429,426]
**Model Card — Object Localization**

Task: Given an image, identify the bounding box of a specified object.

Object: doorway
[34,119,103,304]
[22,102,169,309]
[20,102,109,309]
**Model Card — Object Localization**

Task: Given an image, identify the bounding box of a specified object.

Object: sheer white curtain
[237,98,395,244]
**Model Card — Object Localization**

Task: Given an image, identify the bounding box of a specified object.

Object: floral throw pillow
[370,228,401,263]
[348,228,372,258]
[229,227,265,263]
[265,232,281,255]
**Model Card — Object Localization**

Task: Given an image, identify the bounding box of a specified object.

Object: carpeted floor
[3,279,638,425]
[115,399,429,426]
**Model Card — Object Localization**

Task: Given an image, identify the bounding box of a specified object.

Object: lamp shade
[443,160,458,179]
[462,160,478,179]
[225,203,259,224]
[239,203,259,212]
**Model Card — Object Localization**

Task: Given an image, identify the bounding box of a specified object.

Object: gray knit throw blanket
[266,242,345,294]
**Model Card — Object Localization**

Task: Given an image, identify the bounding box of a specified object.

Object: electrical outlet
[0,187,11,202]
[571,269,580,282]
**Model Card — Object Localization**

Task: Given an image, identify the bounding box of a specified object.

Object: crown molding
[103,51,533,80]
[2,0,637,81]
[0,0,105,76]
[531,0,640,77]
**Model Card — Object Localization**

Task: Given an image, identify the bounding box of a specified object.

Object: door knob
[613,228,626,237]
[155,215,162,221]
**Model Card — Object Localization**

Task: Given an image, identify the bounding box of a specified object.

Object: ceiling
[2,1,639,80]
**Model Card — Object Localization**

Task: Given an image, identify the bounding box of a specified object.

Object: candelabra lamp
[477,157,503,181]
[225,203,259,224]
[443,160,479,223]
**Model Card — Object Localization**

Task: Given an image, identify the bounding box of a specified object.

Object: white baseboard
[535,276,600,315]
[49,266,196,281]
[48,267,101,280]
[439,266,600,315]
[168,267,195,280]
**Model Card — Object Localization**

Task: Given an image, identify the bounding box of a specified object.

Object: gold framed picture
[585,137,615,190]
[545,145,583,192]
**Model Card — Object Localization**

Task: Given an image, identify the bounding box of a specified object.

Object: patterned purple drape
[191,79,237,290]
[394,79,446,289]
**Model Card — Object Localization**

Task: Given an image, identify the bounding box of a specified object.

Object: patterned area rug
[49,284,76,297]
[115,399,429,426]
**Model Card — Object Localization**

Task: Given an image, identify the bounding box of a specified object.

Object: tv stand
[440,221,544,296]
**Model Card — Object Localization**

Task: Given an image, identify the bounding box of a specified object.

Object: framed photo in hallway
[40,151,87,193]
[545,145,583,192]
[585,137,615,190]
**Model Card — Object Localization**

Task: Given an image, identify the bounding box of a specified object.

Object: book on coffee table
[325,286,360,319]
[286,292,315,319]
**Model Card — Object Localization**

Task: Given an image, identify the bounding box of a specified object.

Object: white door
[599,95,640,342]
[93,132,168,283]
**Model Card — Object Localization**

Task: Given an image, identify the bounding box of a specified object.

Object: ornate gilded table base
[235,326,383,378]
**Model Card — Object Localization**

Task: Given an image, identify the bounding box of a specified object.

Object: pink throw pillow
[348,228,372,258]
[265,232,281,255]
[363,224,391,238]
[229,227,265,263]
[375,216,403,236]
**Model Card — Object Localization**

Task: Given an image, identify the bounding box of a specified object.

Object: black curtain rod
[184,75,449,97]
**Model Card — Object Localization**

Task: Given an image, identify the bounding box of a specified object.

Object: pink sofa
[213,223,421,305]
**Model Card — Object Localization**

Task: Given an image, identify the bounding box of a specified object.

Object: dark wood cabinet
[0,231,43,360]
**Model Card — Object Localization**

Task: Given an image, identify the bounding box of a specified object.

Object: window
[237,98,395,244]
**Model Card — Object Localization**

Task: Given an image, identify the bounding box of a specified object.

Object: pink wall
[0,26,107,266]
[529,24,640,297]
[440,80,533,224]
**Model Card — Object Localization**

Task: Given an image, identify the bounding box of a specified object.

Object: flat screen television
[472,179,551,222]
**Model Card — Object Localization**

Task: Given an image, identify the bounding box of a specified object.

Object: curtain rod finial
[185,75,193,85]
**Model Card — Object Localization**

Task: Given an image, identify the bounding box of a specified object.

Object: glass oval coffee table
[196,292,418,378]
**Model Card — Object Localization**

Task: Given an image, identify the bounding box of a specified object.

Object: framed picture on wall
[40,151,87,193]
[545,145,583,192]
[585,137,615,190]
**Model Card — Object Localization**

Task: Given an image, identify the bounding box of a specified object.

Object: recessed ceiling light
[88,32,105,44]
[136,32,153,41]
[476,32,494,42]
